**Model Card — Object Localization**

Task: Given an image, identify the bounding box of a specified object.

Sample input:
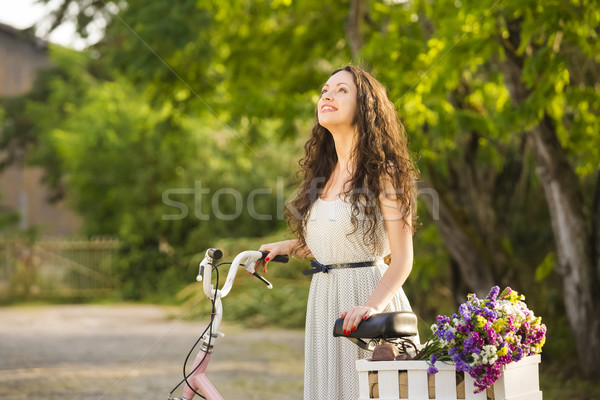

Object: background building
[0,22,80,236]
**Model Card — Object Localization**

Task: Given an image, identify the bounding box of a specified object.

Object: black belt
[302,259,381,275]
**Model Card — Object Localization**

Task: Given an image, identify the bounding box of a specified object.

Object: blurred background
[0,0,598,398]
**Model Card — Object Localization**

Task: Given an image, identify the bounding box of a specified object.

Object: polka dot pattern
[303,198,415,400]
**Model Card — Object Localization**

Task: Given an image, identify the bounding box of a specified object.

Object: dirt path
[0,304,305,400]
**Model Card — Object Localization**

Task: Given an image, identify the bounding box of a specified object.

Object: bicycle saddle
[333,311,418,351]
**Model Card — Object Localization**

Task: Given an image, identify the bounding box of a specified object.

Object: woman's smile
[320,104,338,112]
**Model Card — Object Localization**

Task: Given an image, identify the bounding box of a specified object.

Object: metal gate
[0,236,119,300]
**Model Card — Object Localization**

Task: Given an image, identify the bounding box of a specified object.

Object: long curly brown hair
[286,65,418,257]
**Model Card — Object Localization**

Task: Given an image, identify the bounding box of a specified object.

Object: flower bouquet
[417,286,547,394]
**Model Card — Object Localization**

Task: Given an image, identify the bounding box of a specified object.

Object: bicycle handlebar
[259,250,289,264]
[197,248,288,299]
[171,248,289,400]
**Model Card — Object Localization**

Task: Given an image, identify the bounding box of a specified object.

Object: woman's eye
[321,89,327,94]
[339,88,347,93]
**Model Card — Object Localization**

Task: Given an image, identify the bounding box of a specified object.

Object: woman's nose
[322,90,333,101]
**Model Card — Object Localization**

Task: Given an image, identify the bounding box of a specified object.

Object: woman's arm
[363,206,413,312]
[341,180,413,334]
[288,238,315,259]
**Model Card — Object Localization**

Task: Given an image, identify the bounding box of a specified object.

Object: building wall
[0,23,51,95]
[0,22,81,236]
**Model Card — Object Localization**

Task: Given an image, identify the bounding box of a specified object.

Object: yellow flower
[475,315,486,329]
[508,291,519,304]
[493,319,506,333]
[497,346,509,356]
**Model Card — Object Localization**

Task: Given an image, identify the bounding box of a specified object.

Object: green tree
[356,0,600,375]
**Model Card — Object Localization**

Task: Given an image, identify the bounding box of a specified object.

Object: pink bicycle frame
[181,352,221,400]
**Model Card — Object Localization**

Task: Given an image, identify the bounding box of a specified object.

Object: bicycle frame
[171,248,281,400]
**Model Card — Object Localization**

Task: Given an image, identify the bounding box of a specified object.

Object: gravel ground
[0,304,305,400]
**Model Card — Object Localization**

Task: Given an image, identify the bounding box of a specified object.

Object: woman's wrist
[364,302,384,314]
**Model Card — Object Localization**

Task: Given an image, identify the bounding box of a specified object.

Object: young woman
[258,65,418,400]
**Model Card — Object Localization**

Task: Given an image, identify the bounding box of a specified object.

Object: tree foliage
[2,0,598,382]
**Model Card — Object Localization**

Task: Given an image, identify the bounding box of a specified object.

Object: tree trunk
[420,171,495,298]
[526,114,600,376]
[346,0,366,61]
[499,18,600,377]
[593,172,600,286]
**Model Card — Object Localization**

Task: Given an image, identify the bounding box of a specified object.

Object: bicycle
[167,248,289,400]
[167,247,418,400]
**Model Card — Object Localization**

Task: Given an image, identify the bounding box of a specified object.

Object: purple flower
[464,336,476,352]
[430,354,437,364]
[456,323,468,334]
[482,308,497,319]
[459,304,472,321]
[513,346,524,361]
[486,286,500,302]
[427,365,439,374]
[455,360,469,372]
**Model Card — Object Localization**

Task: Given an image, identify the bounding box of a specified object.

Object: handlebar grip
[260,251,289,263]
[271,254,289,263]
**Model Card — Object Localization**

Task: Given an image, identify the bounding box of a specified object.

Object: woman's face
[317,70,358,131]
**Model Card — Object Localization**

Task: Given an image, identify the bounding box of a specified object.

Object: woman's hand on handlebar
[257,240,292,273]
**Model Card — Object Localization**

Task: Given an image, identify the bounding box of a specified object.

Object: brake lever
[244,258,273,289]
[252,272,273,289]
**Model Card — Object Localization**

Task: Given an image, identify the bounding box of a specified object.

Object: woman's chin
[318,117,343,131]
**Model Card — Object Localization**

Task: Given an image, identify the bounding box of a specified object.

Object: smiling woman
[258,65,419,400]
[317,72,357,131]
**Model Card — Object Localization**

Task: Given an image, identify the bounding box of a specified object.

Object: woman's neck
[329,125,357,174]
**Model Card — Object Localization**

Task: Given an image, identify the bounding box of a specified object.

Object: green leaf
[535,252,555,282]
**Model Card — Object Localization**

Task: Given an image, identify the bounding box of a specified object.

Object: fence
[0,236,119,300]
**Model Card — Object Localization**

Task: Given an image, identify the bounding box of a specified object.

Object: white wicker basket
[356,354,542,400]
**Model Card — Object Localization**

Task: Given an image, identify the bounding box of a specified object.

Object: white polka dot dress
[303,197,415,400]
